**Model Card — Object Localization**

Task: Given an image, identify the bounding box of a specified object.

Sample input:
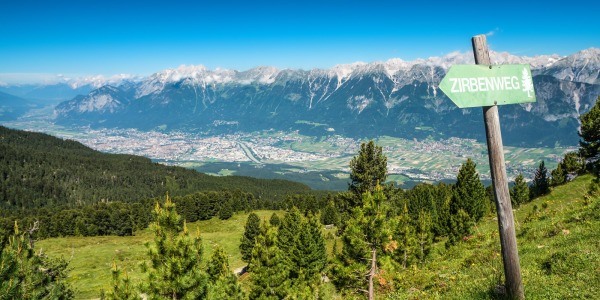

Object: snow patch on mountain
[77,94,120,113]
[237,66,280,84]
[67,74,139,89]
[136,65,281,98]
[540,48,600,84]
[331,62,367,80]
[348,95,372,113]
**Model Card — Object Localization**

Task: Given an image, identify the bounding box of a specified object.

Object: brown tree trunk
[368,248,376,300]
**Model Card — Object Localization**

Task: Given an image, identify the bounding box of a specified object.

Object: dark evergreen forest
[0,126,325,238]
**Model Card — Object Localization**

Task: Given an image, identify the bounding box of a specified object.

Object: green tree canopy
[269,212,281,227]
[0,222,74,299]
[321,200,340,226]
[349,140,388,198]
[579,96,600,171]
[510,173,530,207]
[550,163,566,187]
[206,246,245,300]
[531,161,550,198]
[561,151,585,176]
[332,184,394,299]
[451,159,487,222]
[141,194,208,299]
[249,222,290,300]
[239,212,261,263]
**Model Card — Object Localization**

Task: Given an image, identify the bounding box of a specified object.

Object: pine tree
[432,183,453,237]
[405,183,436,221]
[269,213,280,227]
[531,161,550,198]
[0,222,74,299]
[510,173,530,207]
[416,210,433,263]
[207,246,230,282]
[321,200,340,226]
[446,209,472,248]
[395,203,416,268]
[294,213,327,286]
[561,151,584,176]
[277,207,302,275]
[349,141,388,198]
[103,261,137,300]
[249,222,290,300]
[452,159,488,221]
[239,212,261,263]
[206,246,245,300]
[218,200,234,220]
[0,228,20,299]
[550,163,566,187]
[278,206,327,288]
[141,194,207,299]
[579,96,600,170]
[332,184,393,299]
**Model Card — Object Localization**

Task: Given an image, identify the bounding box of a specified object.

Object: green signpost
[438,35,531,299]
[439,64,536,108]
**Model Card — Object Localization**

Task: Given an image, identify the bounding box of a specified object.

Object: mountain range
[7,48,600,147]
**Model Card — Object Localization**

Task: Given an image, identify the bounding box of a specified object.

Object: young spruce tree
[451,158,487,222]
[249,222,290,300]
[0,222,74,299]
[349,140,388,198]
[103,261,137,300]
[561,151,584,176]
[141,194,208,299]
[321,200,340,226]
[269,212,281,227]
[394,203,416,269]
[416,210,433,263]
[239,212,261,263]
[550,163,566,187]
[206,246,245,300]
[510,173,530,207]
[332,184,394,300]
[531,160,550,198]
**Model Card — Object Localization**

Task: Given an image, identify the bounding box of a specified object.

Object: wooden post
[472,34,524,300]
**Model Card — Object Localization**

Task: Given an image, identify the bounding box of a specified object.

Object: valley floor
[3,119,574,189]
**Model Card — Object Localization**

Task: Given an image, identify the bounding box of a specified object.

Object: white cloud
[485,27,500,37]
[0,73,65,85]
[0,73,137,87]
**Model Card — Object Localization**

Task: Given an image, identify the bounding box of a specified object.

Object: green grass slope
[387,174,599,299]
[37,210,282,299]
[37,175,599,299]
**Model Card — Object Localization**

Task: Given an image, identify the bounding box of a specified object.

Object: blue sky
[1,0,599,82]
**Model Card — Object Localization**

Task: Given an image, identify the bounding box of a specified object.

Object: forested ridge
[0,125,323,237]
[0,125,311,209]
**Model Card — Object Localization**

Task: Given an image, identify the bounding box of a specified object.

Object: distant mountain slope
[53,48,600,147]
[0,91,35,121]
[0,126,311,209]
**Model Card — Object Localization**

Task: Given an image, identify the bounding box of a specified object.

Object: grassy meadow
[37,210,284,299]
[38,175,599,299]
